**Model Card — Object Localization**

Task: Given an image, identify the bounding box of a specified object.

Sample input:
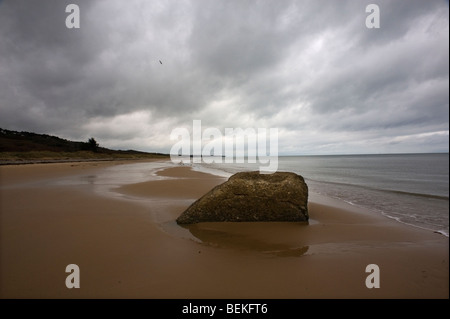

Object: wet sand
[0,161,448,298]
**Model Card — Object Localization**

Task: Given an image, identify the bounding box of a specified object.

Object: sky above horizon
[0,0,448,155]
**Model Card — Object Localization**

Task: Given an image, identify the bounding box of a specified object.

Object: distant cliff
[0,128,168,163]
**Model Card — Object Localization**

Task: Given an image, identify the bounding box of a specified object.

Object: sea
[190,153,449,237]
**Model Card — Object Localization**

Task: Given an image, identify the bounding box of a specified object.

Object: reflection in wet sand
[182,222,309,257]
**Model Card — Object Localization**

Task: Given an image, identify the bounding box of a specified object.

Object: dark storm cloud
[0,0,448,153]
[1,0,202,128]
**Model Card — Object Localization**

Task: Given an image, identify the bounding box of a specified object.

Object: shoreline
[1,160,448,298]
[0,156,170,166]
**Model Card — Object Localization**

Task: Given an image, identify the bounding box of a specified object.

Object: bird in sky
[159,60,162,64]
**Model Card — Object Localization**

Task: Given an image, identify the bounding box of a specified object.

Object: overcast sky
[0,0,448,155]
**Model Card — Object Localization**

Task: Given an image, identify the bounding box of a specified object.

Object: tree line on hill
[0,128,166,157]
[0,128,101,152]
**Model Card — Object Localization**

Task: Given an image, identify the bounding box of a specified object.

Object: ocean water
[191,153,449,237]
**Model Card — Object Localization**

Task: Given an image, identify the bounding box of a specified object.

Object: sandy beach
[0,160,448,299]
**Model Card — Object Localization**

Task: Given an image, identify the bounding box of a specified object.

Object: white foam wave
[380,212,450,237]
[190,164,233,178]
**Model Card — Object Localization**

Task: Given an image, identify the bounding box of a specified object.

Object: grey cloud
[0,0,448,154]
[189,1,295,78]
